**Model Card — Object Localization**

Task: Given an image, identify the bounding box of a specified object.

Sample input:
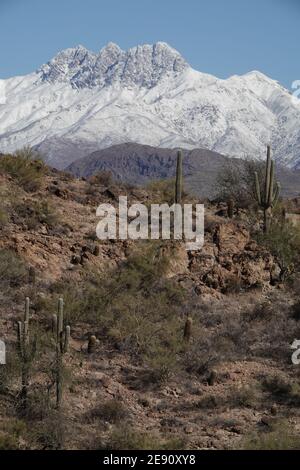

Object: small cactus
[175,150,183,204]
[93,245,100,257]
[183,316,193,342]
[88,335,97,354]
[28,266,36,285]
[208,370,217,386]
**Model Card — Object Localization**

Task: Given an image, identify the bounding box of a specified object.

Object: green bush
[14,198,58,229]
[31,411,66,450]
[216,158,265,208]
[103,424,184,450]
[255,221,300,280]
[0,147,45,192]
[0,419,26,450]
[89,170,114,187]
[242,421,300,450]
[87,399,128,423]
[147,179,176,204]
[0,207,7,227]
[0,249,27,286]
[0,350,21,393]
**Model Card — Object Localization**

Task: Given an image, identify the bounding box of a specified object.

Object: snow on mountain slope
[0,42,300,169]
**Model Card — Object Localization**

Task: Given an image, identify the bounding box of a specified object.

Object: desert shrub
[147,179,176,204]
[184,332,219,376]
[261,375,300,405]
[102,424,184,450]
[226,385,262,409]
[291,301,300,321]
[216,158,265,208]
[0,419,26,450]
[261,375,292,398]
[0,147,45,192]
[241,294,298,361]
[196,385,261,410]
[184,316,246,377]
[89,170,114,187]
[0,434,20,450]
[242,421,300,450]
[20,387,52,421]
[0,249,27,287]
[0,349,21,393]
[87,399,128,423]
[0,205,8,228]
[14,198,59,230]
[30,410,66,449]
[196,394,221,409]
[255,221,300,280]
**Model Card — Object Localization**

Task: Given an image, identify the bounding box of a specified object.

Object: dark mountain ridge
[67,142,300,198]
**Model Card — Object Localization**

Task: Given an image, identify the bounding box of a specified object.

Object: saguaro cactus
[175,150,183,204]
[17,297,37,408]
[254,145,281,233]
[52,298,70,408]
[227,198,234,219]
[183,316,193,342]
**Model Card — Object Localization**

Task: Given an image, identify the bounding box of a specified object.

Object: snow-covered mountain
[0,41,300,169]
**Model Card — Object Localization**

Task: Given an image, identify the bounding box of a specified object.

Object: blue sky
[0,0,299,88]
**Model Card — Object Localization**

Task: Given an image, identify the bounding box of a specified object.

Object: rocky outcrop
[187,221,278,294]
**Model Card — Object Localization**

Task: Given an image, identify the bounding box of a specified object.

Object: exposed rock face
[39,42,188,89]
[187,221,277,294]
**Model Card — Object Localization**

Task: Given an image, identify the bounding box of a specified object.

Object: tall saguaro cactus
[52,298,70,408]
[254,145,281,233]
[17,297,37,408]
[175,150,183,204]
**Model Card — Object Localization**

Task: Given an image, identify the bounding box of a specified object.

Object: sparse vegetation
[255,220,300,280]
[1,149,300,450]
[102,424,185,450]
[242,421,300,450]
[0,147,45,192]
[216,157,265,208]
[14,198,59,230]
[0,249,27,287]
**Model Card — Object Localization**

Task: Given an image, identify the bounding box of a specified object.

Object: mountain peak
[39,45,96,84]
[99,42,123,53]
[39,41,189,88]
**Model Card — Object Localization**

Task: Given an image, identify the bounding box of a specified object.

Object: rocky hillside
[1,156,300,450]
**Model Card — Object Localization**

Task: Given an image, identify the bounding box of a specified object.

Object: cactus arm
[16,298,36,409]
[24,297,30,323]
[52,314,58,335]
[58,298,64,338]
[17,321,23,357]
[54,297,71,407]
[272,182,281,208]
[264,145,271,206]
[64,325,70,353]
[255,172,261,205]
[267,160,274,207]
